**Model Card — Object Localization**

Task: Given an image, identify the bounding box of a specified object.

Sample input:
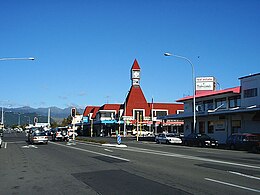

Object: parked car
[182,133,218,147]
[68,130,78,138]
[29,130,48,144]
[132,129,153,137]
[0,136,2,148]
[226,133,260,152]
[155,133,182,144]
[51,127,69,141]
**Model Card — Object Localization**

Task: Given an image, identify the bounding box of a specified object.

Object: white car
[0,137,2,148]
[155,133,182,144]
[132,129,153,137]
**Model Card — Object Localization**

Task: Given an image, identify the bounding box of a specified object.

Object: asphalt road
[0,133,260,195]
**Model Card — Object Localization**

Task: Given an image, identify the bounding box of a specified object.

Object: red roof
[177,86,241,102]
[99,104,122,111]
[83,106,99,117]
[149,103,184,115]
[83,106,100,119]
[131,59,140,70]
[91,107,100,119]
[125,85,150,116]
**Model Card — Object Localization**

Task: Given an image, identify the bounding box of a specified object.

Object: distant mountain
[1,106,84,127]
[7,106,84,118]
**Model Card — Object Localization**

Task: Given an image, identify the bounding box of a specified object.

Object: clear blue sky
[1,0,260,109]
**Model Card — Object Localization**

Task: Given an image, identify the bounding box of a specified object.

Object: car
[51,127,69,141]
[29,130,48,144]
[182,133,218,147]
[68,130,78,138]
[0,136,2,148]
[155,133,182,144]
[132,129,153,137]
[226,133,260,152]
[27,127,44,142]
[0,128,3,137]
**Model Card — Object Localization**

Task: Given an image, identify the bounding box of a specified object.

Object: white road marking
[21,145,38,149]
[50,142,130,162]
[102,143,127,148]
[7,141,27,144]
[205,178,260,193]
[115,146,260,169]
[51,141,260,170]
[104,149,113,152]
[228,171,260,180]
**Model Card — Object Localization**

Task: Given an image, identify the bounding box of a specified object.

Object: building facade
[82,59,184,137]
[163,73,260,144]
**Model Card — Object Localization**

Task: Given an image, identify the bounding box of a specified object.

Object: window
[134,110,144,121]
[244,88,258,98]
[229,96,241,108]
[156,111,167,117]
[203,100,213,110]
[199,121,205,134]
[215,98,227,109]
[196,102,204,112]
[208,121,214,134]
[101,112,113,118]
[231,120,241,134]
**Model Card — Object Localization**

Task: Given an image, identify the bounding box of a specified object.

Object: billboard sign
[196,77,216,91]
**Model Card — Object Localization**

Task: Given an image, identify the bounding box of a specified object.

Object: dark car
[51,127,69,141]
[226,133,260,152]
[182,133,218,147]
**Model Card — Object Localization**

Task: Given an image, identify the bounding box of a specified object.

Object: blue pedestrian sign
[117,134,121,145]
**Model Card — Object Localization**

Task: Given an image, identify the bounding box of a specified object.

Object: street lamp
[0,57,35,61]
[164,52,196,132]
[123,90,130,137]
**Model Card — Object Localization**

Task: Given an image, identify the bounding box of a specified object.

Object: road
[0,132,259,195]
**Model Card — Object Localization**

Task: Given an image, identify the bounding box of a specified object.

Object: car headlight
[205,140,210,143]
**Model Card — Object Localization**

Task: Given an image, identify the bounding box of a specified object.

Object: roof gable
[125,85,149,115]
[83,106,99,117]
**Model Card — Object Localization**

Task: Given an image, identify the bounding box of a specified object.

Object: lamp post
[123,90,129,137]
[164,52,196,132]
[0,57,34,61]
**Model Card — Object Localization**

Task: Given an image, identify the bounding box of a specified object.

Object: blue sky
[1,0,260,109]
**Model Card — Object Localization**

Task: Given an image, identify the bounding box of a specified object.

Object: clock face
[132,71,140,78]
[133,79,139,85]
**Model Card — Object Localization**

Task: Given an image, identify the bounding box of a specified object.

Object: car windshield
[198,134,210,139]
[166,134,176,137]
[34,132,46,136]
[246,135,260,141]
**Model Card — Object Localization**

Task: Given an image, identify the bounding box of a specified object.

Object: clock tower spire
[131,59,141,86]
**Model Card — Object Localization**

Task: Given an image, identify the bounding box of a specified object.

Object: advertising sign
[196,77,216,91]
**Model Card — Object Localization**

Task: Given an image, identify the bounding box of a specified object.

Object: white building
[163,73,260,144]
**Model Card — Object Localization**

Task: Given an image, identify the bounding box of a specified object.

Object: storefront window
[208,121,214,134]
[231,120,241,134]
[199,121,205,134]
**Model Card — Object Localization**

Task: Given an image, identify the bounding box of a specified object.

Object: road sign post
[117,134,121,145]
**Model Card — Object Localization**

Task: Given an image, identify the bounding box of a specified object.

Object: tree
[61,115,72,127]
